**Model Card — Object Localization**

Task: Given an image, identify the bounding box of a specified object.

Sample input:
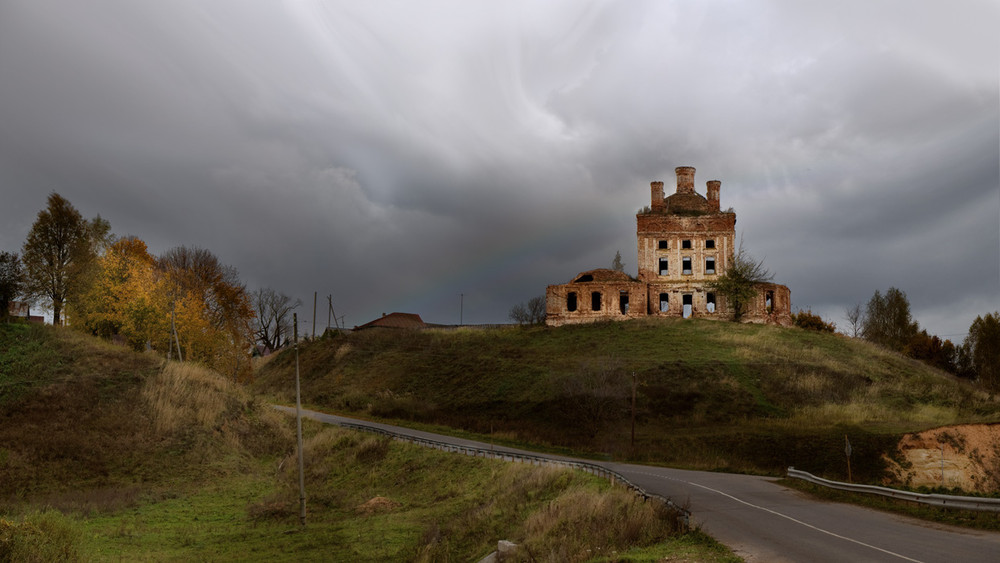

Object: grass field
[0,323,735,562]
[254,318,1000,481]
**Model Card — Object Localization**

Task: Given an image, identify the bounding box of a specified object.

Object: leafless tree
[253,287,301,352]
[509,295,546,325]
[844,302,865,337]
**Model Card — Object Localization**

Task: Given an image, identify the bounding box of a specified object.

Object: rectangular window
[707,292,716,313]
[766,290,774,314]
[659,293,669,313]
[682,294,693,318]
[658,257,669,275]
[705,257,716,274]
[658,240,668,249]
[706,239,715,249]
[619,291,629,315]
[682,239,692,249]
[566,292,577,312]
[591,291,602,311]
[682,257,692,275]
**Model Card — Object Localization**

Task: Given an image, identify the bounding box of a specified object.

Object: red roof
[355,312,427,330]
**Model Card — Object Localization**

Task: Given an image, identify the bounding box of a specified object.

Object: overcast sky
[1,1,997,339]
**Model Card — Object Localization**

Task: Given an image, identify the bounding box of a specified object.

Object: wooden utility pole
[294,313,306,525]
[460,293,464,326]
[312,292,317,339]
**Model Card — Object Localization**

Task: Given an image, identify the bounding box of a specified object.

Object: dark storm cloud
[1,0,996,337]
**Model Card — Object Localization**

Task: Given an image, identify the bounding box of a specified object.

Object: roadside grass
[780,478,1000,533]
[255,319,1000,479]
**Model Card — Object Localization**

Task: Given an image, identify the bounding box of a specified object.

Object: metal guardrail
[787,467,1000,513]
[335,421,690,527]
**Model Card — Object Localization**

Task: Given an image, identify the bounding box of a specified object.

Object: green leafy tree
[709,243,773,322]
[21,193,94,325]
[961,312,1000,390]
[611,250,625,273]
[861,287,918,352]
[0,251,24,320]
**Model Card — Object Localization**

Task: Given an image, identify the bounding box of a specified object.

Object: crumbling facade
[546,166,792,327]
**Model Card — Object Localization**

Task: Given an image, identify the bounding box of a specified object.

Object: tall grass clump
[142,361,291,462]
[0,511,81,562]
[519,488,685,562]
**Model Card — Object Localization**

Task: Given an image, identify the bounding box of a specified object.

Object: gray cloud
[1,0,996,338]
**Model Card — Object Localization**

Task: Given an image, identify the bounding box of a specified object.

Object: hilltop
[255,318,1000,481]
[0,324,725,561]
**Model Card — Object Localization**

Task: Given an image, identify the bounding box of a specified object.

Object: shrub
[793,309,836,333]
[0,511,81,562]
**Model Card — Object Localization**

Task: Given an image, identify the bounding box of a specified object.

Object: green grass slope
[255,318,1000,480]
[0,324,730,562]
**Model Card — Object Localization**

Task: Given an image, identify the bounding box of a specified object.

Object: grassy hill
[255,318,1000,481]
[0,324,727,562]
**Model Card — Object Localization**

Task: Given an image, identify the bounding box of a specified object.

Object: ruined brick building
[545,166,791,327]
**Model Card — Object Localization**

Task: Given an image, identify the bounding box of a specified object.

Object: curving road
[283,406,1000,562]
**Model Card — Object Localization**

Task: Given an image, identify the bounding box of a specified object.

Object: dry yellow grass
[141,360,291,455]
[142,362,236,435]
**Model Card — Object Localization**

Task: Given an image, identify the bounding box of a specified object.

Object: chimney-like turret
[650,181,665,211]
[707,180,721,211]
[675,166,695,194]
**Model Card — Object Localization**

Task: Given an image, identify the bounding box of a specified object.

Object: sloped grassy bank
[255,318,1000,481]
[1,324,729,562]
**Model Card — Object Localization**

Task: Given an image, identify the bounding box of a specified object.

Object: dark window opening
[567,292,577,312]
[682,239,692,249]
[707,292,716,313]
[705,257,716,274]
[682,294,693,318]
[574,274,594,283]
[658,257,669,275]
[706,239,715,249]
[658,240,668,249]
[591,291,602,311]
[765,291,774,314]
[659,293,669,313]
[682,257,692,275]
[619,291,629,315]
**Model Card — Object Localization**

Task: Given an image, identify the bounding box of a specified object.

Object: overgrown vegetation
[1,324,726,561]
[256,318,1000,480]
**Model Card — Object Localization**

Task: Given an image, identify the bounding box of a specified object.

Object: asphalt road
[282,406,1000,562]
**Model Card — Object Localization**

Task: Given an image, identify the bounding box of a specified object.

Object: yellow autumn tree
[158,246,255,382]
[72,237,169,350]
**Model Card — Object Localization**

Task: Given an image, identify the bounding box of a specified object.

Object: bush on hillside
[0,511,80,563]
[793,309,836,333]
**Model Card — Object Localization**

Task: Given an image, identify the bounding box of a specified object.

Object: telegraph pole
[294,313,306,525]
[312,292,317,339]
[460,293,464,326]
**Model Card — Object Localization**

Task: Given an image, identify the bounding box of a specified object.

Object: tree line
[843,287,999,391]
[0,193,301,381]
